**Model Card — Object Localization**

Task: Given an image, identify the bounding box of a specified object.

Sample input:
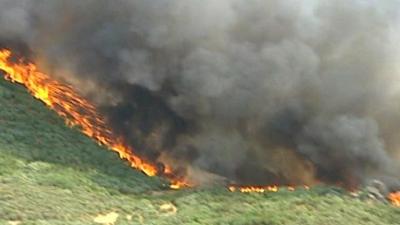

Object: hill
[0,75,399,225]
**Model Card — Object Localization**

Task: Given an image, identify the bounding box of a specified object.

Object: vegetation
[0,76,399,225]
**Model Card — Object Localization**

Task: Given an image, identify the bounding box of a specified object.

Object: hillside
[0,75,399,225]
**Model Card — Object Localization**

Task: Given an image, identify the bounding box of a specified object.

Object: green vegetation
[0,75,399,225]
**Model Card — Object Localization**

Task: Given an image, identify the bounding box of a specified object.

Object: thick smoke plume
[1,0,400,188]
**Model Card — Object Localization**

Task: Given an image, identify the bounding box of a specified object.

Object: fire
[229,185,278,193]
[1,48,398,198]
[170,181,188,190]
[228,185,309,193]
[389,192,400,207]
[0,49,188,187]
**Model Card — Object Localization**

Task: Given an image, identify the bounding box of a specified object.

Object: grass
[0,75,399,225]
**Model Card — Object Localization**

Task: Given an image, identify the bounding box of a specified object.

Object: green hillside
[0,75,399,225]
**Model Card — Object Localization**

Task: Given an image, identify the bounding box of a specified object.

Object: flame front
[228,185,279,193]
[228,185,310,193]
[2,49,400,197]
[389,192,400,207]
[0,49,188,186]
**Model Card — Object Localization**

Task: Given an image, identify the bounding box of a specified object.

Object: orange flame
[389,192,400,207]
[3,49,396,196]
[0,49,189,187]
[228,185,310,193]
[228,185,279,193]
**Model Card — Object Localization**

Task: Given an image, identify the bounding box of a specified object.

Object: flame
[389,192,400,207]
[2,48,396,199]
[0,49,190,187]
[170,181,189,190]
[228,185,279,193]
[228,185,310,193]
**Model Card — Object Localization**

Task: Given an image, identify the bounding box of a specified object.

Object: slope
[0,74,399,225]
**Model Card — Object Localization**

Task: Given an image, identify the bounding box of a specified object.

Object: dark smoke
[1,0,400,188]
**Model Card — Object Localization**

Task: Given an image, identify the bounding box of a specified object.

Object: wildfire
[228,185,278,193]
[0,49,188,187]
[229,184,400,208]
[389,192,400,207]
[228,185,310,193]
[2,48,399,199]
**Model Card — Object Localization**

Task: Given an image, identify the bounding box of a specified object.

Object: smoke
[1,0,400,187]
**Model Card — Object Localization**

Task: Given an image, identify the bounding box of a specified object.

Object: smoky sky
[1,0,400,187]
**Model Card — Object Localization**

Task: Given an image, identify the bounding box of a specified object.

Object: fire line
[1,49,399,206]
[389,192,400,207]
[0,49,187,188]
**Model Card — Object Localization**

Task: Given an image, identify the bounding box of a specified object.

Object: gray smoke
[1,0,400,188]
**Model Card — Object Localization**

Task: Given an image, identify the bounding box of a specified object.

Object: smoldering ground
[1,0,400,188]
